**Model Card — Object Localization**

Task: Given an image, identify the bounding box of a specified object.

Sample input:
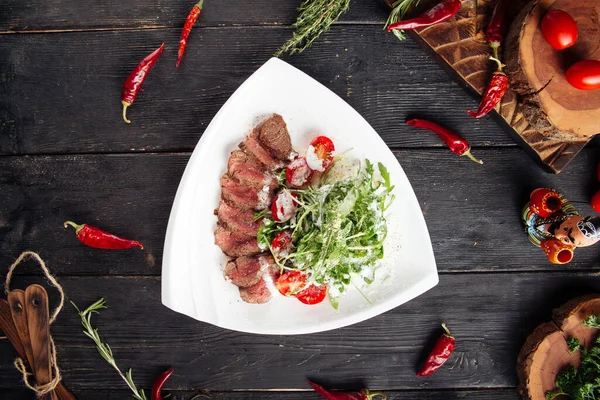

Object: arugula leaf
[568,337,582,353]
[261,158,394,308]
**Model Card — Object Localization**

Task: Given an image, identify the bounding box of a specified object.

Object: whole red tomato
[541,9,578,50]
[591,190,600,213]
[566,60,600,91]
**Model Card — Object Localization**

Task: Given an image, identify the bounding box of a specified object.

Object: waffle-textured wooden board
[409,0,593,173]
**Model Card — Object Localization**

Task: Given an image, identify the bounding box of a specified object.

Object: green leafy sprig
[385,0,421,40]
[72,298,148,400]
[546,315,600,399]
[275,0,350,57]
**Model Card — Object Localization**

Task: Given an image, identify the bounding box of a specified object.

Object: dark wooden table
[2,1,600,399]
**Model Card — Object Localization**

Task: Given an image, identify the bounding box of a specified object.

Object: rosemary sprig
[275,0,350,57]
[72,298,148,400]
[385,0,421,40]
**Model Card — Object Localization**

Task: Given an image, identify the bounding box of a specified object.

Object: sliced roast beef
[220,175,273,211]
[214,226,261,257]
[240,136,285,170]
[224,255,276,288]
[254,114,293,160]
[228,150,278,190]
[239,278,272,304]
[216,200,263,236]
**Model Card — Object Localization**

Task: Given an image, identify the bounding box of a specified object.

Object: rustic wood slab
[1,273,599,392]
[2,388,523,400]
[1,149,599,277]
[410,0,596,173]
[0,26,515,156]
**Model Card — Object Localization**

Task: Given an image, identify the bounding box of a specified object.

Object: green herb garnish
[258,159,395,309]
[72,298,148,400]
[385,0,421,40]
[275,0,350,57]
[546,315,600,399]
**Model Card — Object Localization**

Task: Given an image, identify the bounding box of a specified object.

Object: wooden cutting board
[408,0,595,173]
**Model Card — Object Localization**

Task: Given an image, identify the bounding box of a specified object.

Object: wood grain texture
[1,148,600,277]
[0,0,389,32]
[1,388,522,400]
[7,289,36,371]
[0,26,518,156]
[1,273,599,392]
[25,285,53,397]
[411,0,596,173]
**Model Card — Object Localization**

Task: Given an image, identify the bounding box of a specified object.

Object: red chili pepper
[467,71,508,119]
[406,119,483,164]
[176,0,204,68]
[486,0,510,58]
[417,323,455,377]
[308,380,386,400]
[64,221,143,250]
[387,0,462,32]
[151,368,174,400]
[121,43,165,124]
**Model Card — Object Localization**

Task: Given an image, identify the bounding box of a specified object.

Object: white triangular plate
[162,58,438,335]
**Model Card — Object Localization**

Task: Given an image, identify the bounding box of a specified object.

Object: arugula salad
[257,135,395,309]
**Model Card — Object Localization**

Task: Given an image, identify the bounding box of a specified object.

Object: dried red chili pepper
[387,0,462,32]
[467,58,508,119]
[417,323,455,377]
[176,0,204,68]
[121,43,165,124]
[151,368,174,400]
[308,380,386,400]
[486,0,511,59]
[406,119,483,164]
[64,221,144,250]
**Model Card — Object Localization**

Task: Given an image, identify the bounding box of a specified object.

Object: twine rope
[4,251,64,396]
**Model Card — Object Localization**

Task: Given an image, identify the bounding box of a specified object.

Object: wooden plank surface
[0,26,517,156]
[1,148,599,277]
[2,388,522,400]
[1,273,599,392]
[0,0,387,32]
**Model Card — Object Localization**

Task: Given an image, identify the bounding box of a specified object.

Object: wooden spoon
[1,298,76,400]
[25,284,54,400]
[8,290,36,370]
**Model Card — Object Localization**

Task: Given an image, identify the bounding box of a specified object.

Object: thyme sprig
[275,0,350,57]
[72,298,148,400]
[385,0,421,40]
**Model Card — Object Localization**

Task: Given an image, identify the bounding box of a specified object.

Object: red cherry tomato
[286,157,313,187]
[541,10,578,50]
[592,190,600,213]
[271,230,293,258]
[295,284,327,305]
[306,136,335,172]
[275,270,307,296]
[566,60,600,91]
[271,191,298,222]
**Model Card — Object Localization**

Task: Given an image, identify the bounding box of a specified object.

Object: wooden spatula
[1,298,76,400]
[25,284,54,400]
[8,289,36,370]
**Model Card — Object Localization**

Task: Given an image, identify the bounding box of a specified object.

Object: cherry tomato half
[271,191,298,222]
[306,136,335,172]
[541,10,578,50]
[286,157,313,187]
[295,284,327,305]
[275,270,307,296]
[271,230,293,258]
[566,60,600,91]
[592,190,600,213]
